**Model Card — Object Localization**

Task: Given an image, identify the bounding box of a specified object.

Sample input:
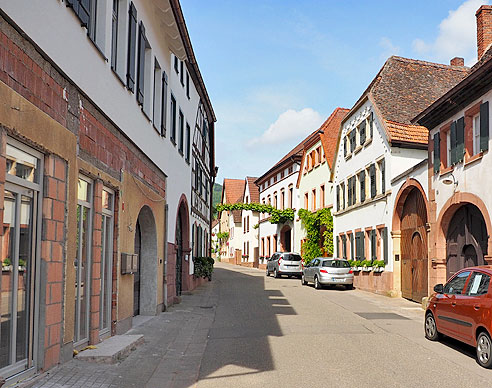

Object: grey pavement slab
[75,335,144,364]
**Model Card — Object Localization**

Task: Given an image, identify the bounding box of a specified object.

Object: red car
[425,266,492,368]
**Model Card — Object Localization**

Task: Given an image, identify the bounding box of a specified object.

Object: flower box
[362,266,373,272]
[352,267,360,272]
[2,265,12,272]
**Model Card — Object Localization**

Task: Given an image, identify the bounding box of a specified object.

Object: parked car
[266,252,302,278]
[425,266,492,368]
[301,258,354,290]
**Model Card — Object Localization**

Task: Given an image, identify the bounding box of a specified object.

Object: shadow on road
[198,266,296,381]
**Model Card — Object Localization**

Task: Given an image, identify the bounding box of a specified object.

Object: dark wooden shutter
[342,235,346,259]
[347,177,352,206]
[370,112,374,138]
[360,170,365,202]
[381,158,385,194]
[336,235,339,258]
[361,232,365,260]
[481,101,489,152]
[450,121,457,165]
[383,227,388,264]
[136,22,146,105]
[433,132,440,174]
[126,2,137,92]
[355,232,360,259]
[370,164,376,198]
[350,234,354,260]
[161,71,168,136]
[371,230,376,260]
[352,176,357,204]
[456,116,465,163]
[78,0,90,27]
[360,121,366,145]
[344,138,347,157]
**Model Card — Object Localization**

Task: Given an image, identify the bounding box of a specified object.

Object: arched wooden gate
[401,188,428,302]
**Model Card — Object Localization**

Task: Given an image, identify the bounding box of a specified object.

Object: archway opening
[446,204,487,279]
[134,205,158,316]
[400,187,428,302]
[280,225,292,252]
[175,199,190,295]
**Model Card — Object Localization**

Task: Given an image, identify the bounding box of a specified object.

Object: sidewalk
[13,279,217,388]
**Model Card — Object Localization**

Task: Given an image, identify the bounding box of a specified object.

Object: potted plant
[18,259,26,272]
[2,258,12,272]
[361,260,373,271]
[354,260,362,271]
[373,260,385,272]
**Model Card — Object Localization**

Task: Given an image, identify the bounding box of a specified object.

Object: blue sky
[180,0,487,183]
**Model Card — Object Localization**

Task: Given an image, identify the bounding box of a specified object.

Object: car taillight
[278,258,282,265]
[349,269,353,274]
[320,269,328,273]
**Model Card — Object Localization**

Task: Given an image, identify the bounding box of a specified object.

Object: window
[185,122,191,163]
[446,130,451,167]
[355,231,365,260]
[174,55,179,74]
[349,130,356,152]
[137,22,152,115]
[341,183,345,209]
[110,0,119,71]
[341,235,347,259]
[247,216,250,233]
[280,190,285,210]
[370,230,377,260]
[186,71,190,99]
[100,188,114,334]
[243,218,246,234]
[288,185,293,208]
[180,61,184,85]
[320,185,325,208]
[178,110,184,154]
[369,164,376,198]
[359,170,365,202]
[378,159,385,194]
[170,95,176,144]
[152,59,162,130]
[160,71,168,136]
[359,120,366,145]
[336,185,340,211]
[465,272,490,296]
[444,271,471,295]
[261,238,265,256]
[274,192,277,209]
[304,193,308,209]
[126,2,137,92]
[312,189,316,211]
[473,114,481,155]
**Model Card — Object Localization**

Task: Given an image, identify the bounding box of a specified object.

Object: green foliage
[373,260,385,268]
[298,208,334,264]
[216,231,229,241]
[361,260,372,267]
[216,203,294,224]
[18,259,26,267]
[354,260,361,267]
[253,223,259,230]
[212,184,223,219]
[193,257,214,280]
[2,258,11,266]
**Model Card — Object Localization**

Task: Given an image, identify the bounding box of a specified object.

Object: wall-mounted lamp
[442,174,458,189]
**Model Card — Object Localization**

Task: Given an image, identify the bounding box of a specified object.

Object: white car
[302,258,354,290]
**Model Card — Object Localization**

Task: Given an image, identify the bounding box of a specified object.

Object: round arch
[135,205,158,315]
[279,224,292,252]
[175,194,191,295]
[393,178,429,232]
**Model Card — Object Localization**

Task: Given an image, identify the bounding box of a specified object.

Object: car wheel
[274,269,280,279]
[266,268,270,277]
[301,274,307,286]
[477,331,492,368]
[314,276,322,290]
[424,312,441,341]
[345,284,354,290]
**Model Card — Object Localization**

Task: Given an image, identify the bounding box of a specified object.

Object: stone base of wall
[353,270,393,295]
[239,262,255,268]
[258,264,267,270]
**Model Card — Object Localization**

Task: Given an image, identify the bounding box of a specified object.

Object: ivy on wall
[298,208,333,264]
[216,203,294,224]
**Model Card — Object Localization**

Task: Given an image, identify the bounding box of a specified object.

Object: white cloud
[379,37,400,59]
[248,108,324,146]
[412,0,489,65]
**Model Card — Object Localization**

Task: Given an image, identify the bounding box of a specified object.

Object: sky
[180,0,489,184]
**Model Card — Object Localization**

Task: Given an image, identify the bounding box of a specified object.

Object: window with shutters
[170,95,176,144]
[464,101,489,159]
[152,59,162,131]
[359,120,366,145]
[371,230,377,260]
[445,130,451,167]
[349,130,356,153]
[369,164,376,198]
[342,235,347,259]
[473,113,480,155]
[347,178,352,207]
[178,110,184,154]
[126,2,137,92]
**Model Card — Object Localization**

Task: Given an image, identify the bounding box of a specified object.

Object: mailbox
[121,253,138,274]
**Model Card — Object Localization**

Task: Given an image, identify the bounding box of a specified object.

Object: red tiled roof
[246,177,260,203]
[319,108,350,170]
[384,120,428,145]
[349,56,469,145]
[222,178,245,223]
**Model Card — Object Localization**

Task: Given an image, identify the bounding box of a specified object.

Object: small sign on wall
[121,253,138,274]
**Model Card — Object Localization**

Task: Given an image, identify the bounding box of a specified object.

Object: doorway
[280,225,292,252]
[133,221,141,316]
[175,215,183,296]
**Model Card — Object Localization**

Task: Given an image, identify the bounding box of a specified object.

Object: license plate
[332,278,344,282]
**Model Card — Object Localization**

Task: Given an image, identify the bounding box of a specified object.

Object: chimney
[450,57,464,66]
[476,5,492,60]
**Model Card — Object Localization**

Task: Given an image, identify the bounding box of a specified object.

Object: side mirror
[434,284,444,293]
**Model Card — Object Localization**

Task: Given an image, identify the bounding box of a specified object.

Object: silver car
[266,252,303,278]
[301,258,354,290]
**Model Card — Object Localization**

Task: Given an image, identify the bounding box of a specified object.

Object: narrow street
[24,262,491,388]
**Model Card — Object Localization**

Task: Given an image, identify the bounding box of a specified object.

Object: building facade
[239,177,260,265]
[0,0,214,382]
[415,5,492,291]
[333,56,467,298]
[218,178,244,263]
[294,108,348,254]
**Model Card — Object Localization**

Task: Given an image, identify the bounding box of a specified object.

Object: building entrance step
[75,334,144,364]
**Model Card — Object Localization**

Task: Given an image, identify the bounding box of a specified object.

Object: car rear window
[322,260,350,268]
[284,254,302,261]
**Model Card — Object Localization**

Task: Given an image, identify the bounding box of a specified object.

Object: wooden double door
[446,204,487,279]
[401,189,428,302]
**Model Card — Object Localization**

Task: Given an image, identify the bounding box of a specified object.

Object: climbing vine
[216,231,229,241]
[216,203,294,224]
[298,208,333,264]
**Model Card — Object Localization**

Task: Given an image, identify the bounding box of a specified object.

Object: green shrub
[193,257,214,280]
[361,260,372,267]
[2,258,11,266]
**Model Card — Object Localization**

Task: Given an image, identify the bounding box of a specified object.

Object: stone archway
[175,195,190,295]
[134,205,158,316]
[280,225,292,252]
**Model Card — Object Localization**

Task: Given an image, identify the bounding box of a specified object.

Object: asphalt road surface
[196,262,492,388]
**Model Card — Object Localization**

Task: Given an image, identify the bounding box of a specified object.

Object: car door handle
[474,305,480,310]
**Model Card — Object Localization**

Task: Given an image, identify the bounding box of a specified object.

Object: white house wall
[0,0,202,245]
